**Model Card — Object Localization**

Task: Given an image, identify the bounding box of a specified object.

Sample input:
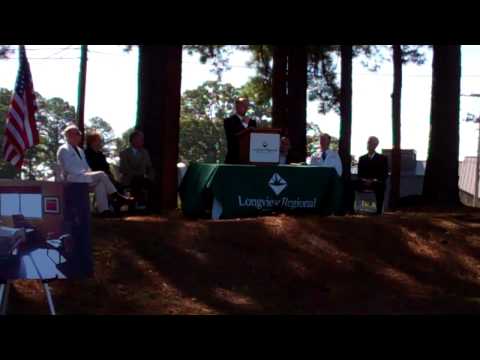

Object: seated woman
[119,130,155,210]
[84,131,117,185]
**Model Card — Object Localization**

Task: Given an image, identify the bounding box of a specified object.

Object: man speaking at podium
[224,97,257,164]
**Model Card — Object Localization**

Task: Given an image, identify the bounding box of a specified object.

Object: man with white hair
[57,124,134,217]
[351,136,389,214]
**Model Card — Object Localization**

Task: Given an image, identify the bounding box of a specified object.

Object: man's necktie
[73,146,82,159]
[321,152,327,161]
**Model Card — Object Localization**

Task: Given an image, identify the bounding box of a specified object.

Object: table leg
[42,281,56,315]
[0,283,4,314]
[212,198,223,220]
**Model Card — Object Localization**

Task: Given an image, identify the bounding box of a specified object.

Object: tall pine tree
[137,45,182,212]
[423,45,461,206]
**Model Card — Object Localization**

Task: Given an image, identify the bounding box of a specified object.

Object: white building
[459,157,479,207]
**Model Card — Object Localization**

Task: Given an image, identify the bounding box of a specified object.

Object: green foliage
[241,45,273,80]
[354,45,386,71]
[180,80,236,164]
[400,45,428,65]
[26,95,77,179]
[307,46,341,114]
[180,118,226,164]
[184,45,235,80]
[86,116,114,141]
[354,45,428,71]
[307,122,321,155]
[0,46,13,59]
[181,80,240,121]
[239,76,272,121]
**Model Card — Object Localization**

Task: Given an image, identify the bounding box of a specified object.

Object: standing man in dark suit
[351,136,389,214]
[224,97,257,164]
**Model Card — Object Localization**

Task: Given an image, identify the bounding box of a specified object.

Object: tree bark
[339,45,353,182]
[272,46,288,130]
[423,45,461,206]
[137,45,183,212]
[390,44,402,209]
[286,46,308,163]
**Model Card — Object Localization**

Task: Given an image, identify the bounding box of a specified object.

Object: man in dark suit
[351,136,389,214]
[224,97,257,164]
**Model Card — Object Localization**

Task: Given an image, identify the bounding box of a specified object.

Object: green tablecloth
[179,163,343,219]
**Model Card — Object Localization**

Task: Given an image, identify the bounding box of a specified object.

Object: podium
[237,128,282,165]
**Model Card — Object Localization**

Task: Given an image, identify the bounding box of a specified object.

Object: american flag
[2,45,39,170]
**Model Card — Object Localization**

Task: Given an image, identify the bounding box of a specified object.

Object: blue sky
[0,45,478,161]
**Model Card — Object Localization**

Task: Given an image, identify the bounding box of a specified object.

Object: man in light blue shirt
[309,133,343,176]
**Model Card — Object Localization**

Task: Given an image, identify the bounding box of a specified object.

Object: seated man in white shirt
[309,133,343,176]
[279,136,291,164]
[57,124,134,217]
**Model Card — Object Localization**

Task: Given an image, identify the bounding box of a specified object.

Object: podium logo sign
[249,133,280,163]
[237,173,318,210]
[237,169,319,212]
[269,173,287,195]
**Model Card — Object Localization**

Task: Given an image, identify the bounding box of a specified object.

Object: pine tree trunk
[77,45,88,147]
[339,45,353,182]
[390,44,402,209]
[272,46,288,130]
[136,46,147,129]
[286,46,307,163]
[136,45,183,212]
[423,45,461,206]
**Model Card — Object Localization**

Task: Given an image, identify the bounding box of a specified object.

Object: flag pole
[76,45,88,147]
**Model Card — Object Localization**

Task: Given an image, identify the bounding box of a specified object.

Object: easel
[0,279,57,315]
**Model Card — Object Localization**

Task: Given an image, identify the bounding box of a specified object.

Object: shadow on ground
[7,209,480,314]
